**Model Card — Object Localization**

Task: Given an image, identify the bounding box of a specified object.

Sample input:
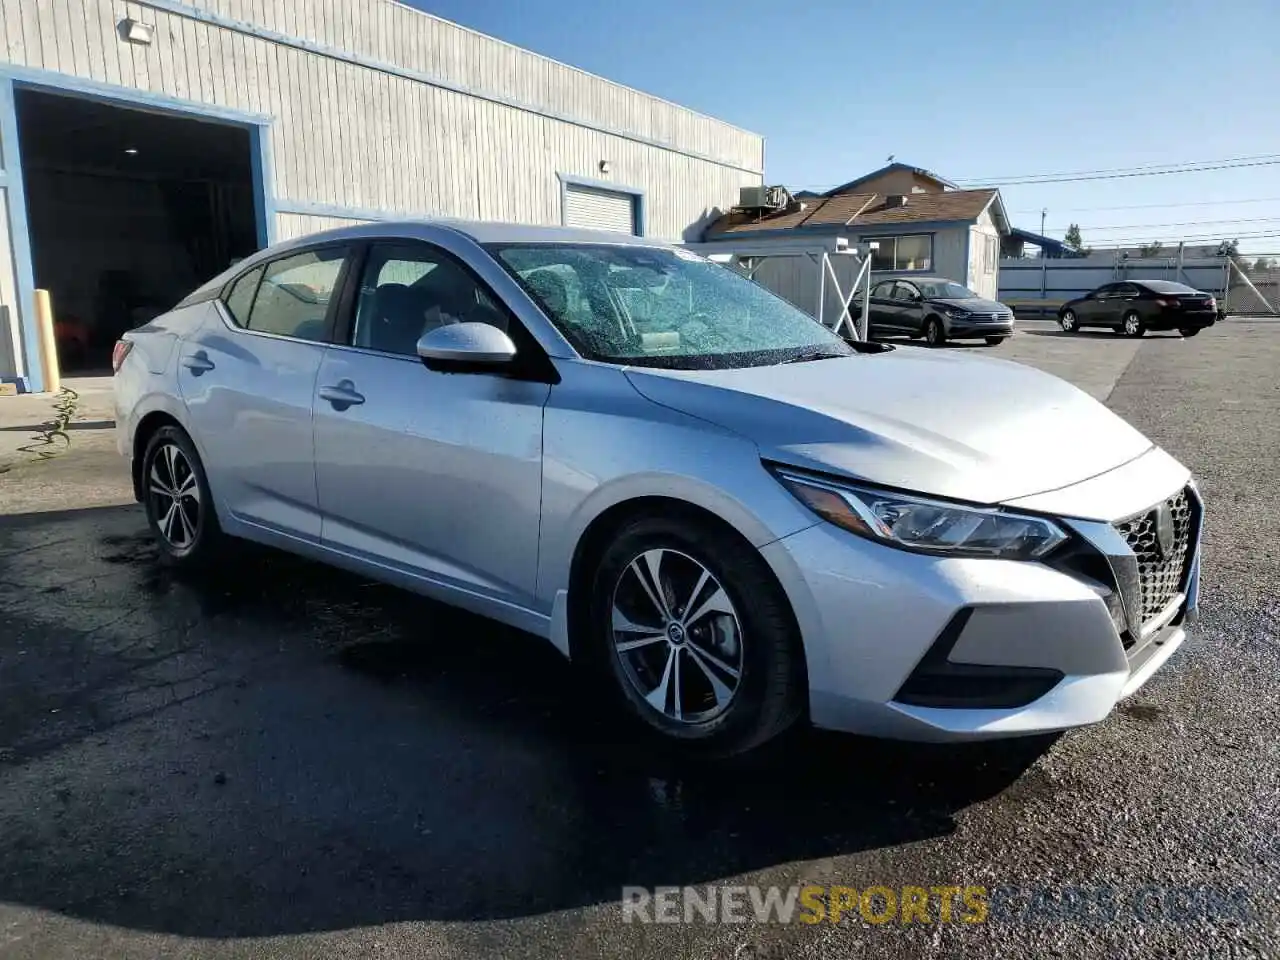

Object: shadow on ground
[0,505,1055,938]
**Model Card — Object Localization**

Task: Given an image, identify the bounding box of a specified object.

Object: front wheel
[1059,309,1078,333]
[923,317,946,347]
[1179,327,1202,337]
[589,515,803,756]
[141,425,223,567]
[985,336,1007,346]
[1122,311,1146,337]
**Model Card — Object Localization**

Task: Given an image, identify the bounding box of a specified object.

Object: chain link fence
[1223,255,1280,316]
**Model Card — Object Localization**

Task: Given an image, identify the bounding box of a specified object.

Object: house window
[867,235,933,272]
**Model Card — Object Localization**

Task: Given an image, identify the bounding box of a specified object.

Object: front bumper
[945,318,1015,338]
[761,452,1201,742]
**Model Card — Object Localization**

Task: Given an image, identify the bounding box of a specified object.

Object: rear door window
[246,247,349,342]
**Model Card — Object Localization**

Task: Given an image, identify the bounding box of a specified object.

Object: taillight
[1155,298,1176,308]
[111,339,134,373]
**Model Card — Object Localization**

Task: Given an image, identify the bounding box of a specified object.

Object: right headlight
[775,470,1068,561]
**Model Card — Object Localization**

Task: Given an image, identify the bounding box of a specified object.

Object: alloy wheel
[924,319,943,345]
[1124,312,1141,336]
[1060,310,1076,332]
[148,442,201,550]
[610,548,744,724]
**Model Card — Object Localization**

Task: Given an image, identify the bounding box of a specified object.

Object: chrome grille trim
[1113,488,1195,629]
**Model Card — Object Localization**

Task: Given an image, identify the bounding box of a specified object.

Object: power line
[960,156,1280,187]
[953,152,1280,184]
[1079,230,1280,245]
[1012,196,1280,215]
[792,156,1280,192]
[1046,215,1280,233]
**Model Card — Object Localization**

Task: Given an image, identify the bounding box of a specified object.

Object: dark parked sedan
[1058,280,1218,337]
[857,277,1015,347]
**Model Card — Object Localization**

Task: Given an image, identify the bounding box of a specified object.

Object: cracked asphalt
[0,320,1276,959]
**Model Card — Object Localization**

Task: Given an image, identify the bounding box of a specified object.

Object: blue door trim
[0,64,276,389]
[557,173,646,236]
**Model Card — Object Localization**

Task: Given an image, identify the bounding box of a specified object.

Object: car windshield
[487,243,853,369]
[916,280,977,299]
[1143,281,1199,294]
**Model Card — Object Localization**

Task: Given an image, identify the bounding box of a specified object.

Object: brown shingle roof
[853,189,997,226]
[704,188,998,238]
[801,193,877,225]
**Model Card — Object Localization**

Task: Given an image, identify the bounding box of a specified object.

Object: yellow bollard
[34,288,60,394]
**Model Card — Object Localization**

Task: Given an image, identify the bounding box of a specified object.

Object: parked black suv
[1058,280,1218,337]
[856,277,1015,347]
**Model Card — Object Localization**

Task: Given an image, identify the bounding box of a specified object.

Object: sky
[407,0,1280,255]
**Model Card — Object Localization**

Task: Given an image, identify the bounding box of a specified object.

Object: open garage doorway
[15,88,260,372]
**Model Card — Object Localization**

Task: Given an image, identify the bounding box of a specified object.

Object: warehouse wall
[0,0,762,241]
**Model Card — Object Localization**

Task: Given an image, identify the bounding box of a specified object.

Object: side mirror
[416,322,517,373]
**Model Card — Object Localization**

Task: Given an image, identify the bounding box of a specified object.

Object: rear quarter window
[222,266,263,327]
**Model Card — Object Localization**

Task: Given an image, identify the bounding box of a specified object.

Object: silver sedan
[113,220,1202,755]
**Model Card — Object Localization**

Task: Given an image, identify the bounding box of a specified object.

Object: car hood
[623,348,1152,505]
[929,296,1008,312]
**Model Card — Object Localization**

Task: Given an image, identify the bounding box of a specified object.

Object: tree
[1252,256,1276,272]
[1064,223,1083,251]
[1137,241,1164,257]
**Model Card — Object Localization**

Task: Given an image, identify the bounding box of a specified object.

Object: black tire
[141,425,223,567]
[922,316,946,347]
[1059,309,1078,333]
[985,336,1006,346]
[1122,311,1146,338]
[1179,327,1202,337]
[588,515,803,756]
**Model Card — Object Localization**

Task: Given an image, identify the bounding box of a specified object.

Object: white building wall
[0,0,761,240]
[968,207,1001,299]
[0,0,764,383]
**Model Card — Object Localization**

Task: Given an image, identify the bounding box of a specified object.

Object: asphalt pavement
[0,322,1276,959]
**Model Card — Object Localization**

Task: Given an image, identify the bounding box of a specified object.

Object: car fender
[543,465,822,659]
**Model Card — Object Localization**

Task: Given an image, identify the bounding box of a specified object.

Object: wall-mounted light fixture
[119,18,155,45]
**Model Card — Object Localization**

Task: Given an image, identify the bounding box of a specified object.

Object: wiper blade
[780,350,849,364]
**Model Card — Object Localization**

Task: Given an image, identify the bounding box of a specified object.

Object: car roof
[314,218,672,248]
[180,219,674,306]
[875,276,951,284]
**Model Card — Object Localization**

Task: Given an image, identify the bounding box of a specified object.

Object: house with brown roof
[701,162,1011,301]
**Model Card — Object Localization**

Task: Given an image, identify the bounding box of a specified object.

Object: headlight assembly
[775,471,1067,561]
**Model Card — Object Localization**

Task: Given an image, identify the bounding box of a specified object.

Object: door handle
[318,380,365,410]
[181,351,215,375]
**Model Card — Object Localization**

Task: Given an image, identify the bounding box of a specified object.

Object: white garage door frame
[557,173,645,236]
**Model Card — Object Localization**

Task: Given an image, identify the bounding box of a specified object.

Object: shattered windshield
[488,243,852,369]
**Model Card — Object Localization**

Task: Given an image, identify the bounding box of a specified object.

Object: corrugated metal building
[0,0,764,388]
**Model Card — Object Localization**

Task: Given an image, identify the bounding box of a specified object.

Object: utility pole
[1040,208,1047,237]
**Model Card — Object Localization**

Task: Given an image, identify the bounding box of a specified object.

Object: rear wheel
[1179,327,1202,337]
[589,515,803,756]
[141,425,223,567]
[1059,309,1078,333]
[923,316,946,347]
[1122,311,1146,337]
[985,336,1006,346]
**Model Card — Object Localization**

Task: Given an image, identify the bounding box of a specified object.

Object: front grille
[1114,489,1194,624]
[965,311,1012,323]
